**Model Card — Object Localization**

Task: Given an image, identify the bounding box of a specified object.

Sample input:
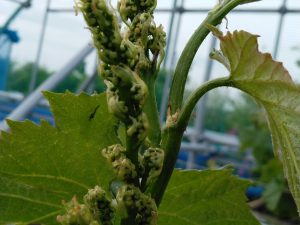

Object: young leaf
[0,92,118,225]
[210,27,300,214]
[158,169,260,225]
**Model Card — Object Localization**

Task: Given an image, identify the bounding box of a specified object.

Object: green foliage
[260,159,285,211]
[0,92,260,224]
[158,169,259,225]
[7,62,88,94]
[203,92,293,215]
[0,92,118,224]
[210,27,300,214]
[7,62,51,93]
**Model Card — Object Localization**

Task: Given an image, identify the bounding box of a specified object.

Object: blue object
[246,186,264,199]
[0,28,20,90]
[178,151,188,162]
[1,28,20,43]
[0,100,53,124]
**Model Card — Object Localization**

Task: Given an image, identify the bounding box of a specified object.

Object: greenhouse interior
[1,0,300,224]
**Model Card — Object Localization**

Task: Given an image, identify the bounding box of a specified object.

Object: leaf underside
[158,169,260,225]
[211,28,300,214]
[0,92,118,225]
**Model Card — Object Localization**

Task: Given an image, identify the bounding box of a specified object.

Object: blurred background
[0,0,300,224]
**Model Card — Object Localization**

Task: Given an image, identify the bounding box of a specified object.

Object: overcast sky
[0,0,300,89]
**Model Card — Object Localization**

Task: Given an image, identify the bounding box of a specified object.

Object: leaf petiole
[177,77,233,128]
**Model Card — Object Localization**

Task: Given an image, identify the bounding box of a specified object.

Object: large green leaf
[210,28,300,214]
[158,169,260,225]
[0,92,118,225]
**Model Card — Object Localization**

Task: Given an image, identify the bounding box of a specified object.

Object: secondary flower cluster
[116,184,158,225]
[57,186,114,225]
[101,144,164,224]
[58,0,166,224]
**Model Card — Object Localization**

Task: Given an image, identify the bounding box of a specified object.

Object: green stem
[168,0,253,115]
[143,76,161,147]
[125,135,139,164]
[150,77,232,205]
[125,134,140,187]
[150,125,184,205]
[121,215,136,225]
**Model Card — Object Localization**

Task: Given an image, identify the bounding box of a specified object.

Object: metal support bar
[76,57,98,94]
[3,0,25,4]
[28,0,51,93]
[156,8,299,14]
[162,0,179,69]
[273,0,287,59]
[48,8,300,14]
[77,72,98,94]
[186,151,196,169]
[0,43,94,131]
[1,0,31,32]
[159,0,184,122]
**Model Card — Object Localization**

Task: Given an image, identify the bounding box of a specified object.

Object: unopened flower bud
[135,195,157,225]
[110,65,136,87]
[118,0,138,22]
[84,186,114,225]
[127,113,148,142]
[130,76,148,105]
[57,197,98,225]
[139,0,157,13]
[148,25,166,68]
[120,39,140,68]
[142,148,164,184]
[102,144,126,162]
[106,84,128,120]
[116,185,139,212]
[102,144,137,182]
[78,0,123,64]
[116,185,157,225]
[112,157,138,181]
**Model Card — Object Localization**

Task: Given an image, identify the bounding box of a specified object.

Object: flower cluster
[142,148,164,185]
[102,144,137,182]
[84,186,115,225]
[118,0,157,23]
[102,144,164,187]
[74,0,166,224]
[57,186,114,225]
[101,145,163,225]
[77,0,153,144]
[116,185,157,225]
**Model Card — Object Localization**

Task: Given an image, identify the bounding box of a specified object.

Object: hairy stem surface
[143,77,161,147]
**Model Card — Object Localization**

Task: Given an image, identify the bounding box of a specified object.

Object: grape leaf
[0,92,118,225]
[158,169,260,225]
[210,27,300,214]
